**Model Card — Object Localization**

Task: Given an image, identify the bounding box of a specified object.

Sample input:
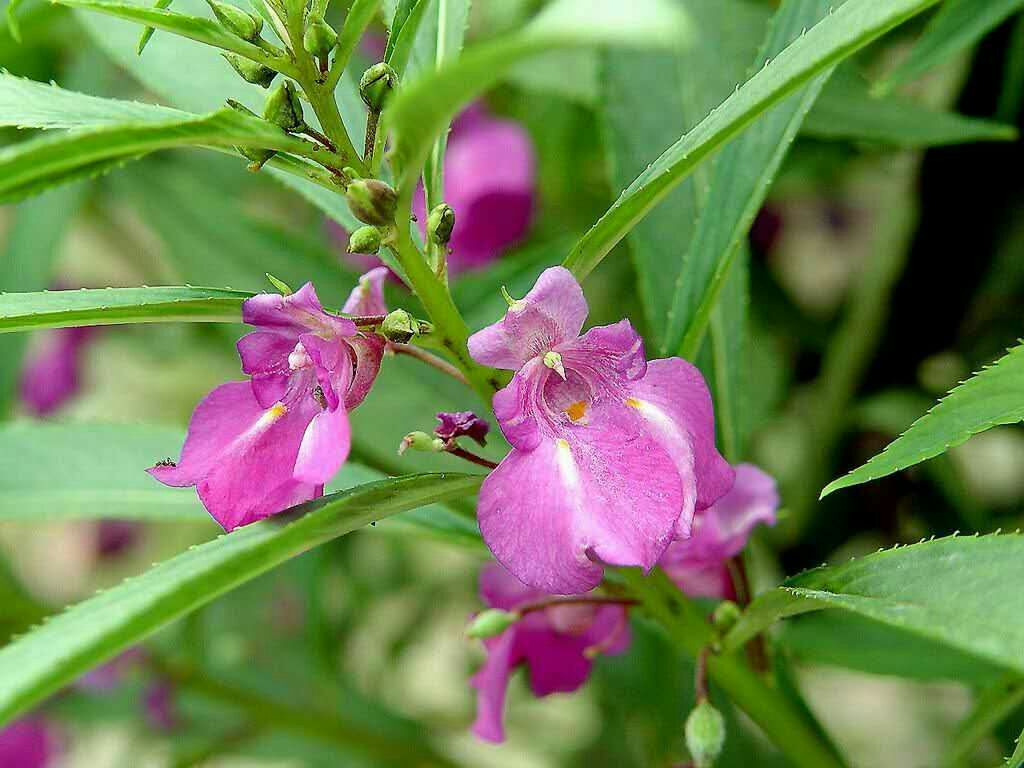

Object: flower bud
[685,699,726,768]
[346,179,398,225]
[359,62,398,112]
[711,600,741,634]
[226,99,277,170]
[466,609,519,639]
[399,431,444,455]
[303,14,337,58]
[380,309,418,344]
[347,226,382,255]
[263,80,306,133]
[222,53,277,88]
[427,203,455,246]
[205,0,263,42]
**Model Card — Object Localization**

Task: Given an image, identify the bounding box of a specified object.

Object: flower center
[288,342,313,370]
[565,400,588,422]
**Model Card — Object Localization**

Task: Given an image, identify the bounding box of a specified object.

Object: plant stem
[444,443,498,470]
[391,343,470,387]
[621,568,846,768]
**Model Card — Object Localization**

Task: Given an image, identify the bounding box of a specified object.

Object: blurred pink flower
[19,326,97,417]
[0,718,57,768]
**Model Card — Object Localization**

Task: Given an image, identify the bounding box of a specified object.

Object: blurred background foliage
[1,0,1023,765]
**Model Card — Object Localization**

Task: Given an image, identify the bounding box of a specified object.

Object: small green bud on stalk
[711,600,741,634]
[226,99,278,170]
[347,226,382,255]
[399,431,445,455]
[427,203,455,246]
[466,609,520,639]
[222,53,277,88]
[346,179,398,225]
[359,62,398,111]
[263,80,306,133]
[381,309,419,344]
[205,0,263,42]
[303,14,338,58]
[685,699,726,768]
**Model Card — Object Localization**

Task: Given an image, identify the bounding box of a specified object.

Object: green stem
[944,674,1024,768]
[621,569,846,768]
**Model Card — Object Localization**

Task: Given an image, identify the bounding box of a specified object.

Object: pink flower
[19,325,97,416]
[470,563,629,744]
[435,411,489,446]
[150,281,384,530]
[468,267,734,594]
[0,718,57,768]
[144,682,179,731]
[660,464,779,599]
[341,267,388,317]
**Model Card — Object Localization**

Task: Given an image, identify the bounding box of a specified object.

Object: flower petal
[560,319,647,386]
[293,403,351,485]
[342,267,389,316]
[470,631,518,743]
[519,625,593,697]
[345,334,385,409]
[243,282,356,338]
[491,358,545,452]
[479,562,541,611]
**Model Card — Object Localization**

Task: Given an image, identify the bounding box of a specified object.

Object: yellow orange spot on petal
[625,397,642,410]
[269,403,288,419]
[566,400,588,422]
[556,438,571,451]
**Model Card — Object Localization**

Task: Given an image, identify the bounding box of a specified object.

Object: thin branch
[391,343,470,387]
[444,443,498,470]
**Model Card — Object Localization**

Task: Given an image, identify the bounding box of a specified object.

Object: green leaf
[705,252,750,461]
[386,0,686,188]
[0,286,253,332]
[334,0,381,79]
[945,675,1024,768]
[1009,727,1024,768]
[822,341,1024,497]
[562,0,943,282]
[805,64,1018,146]
[0,472,482,726]
[136,0,174,55]
[725,535,1024,676]
[385,0,433,77]
[875,0,1024,95]
[660,0,835,362]
[383,0,418,62]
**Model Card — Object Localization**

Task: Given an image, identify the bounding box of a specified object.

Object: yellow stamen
[625,397,642,410]
[566,400,588,422]
[269,403,288,419]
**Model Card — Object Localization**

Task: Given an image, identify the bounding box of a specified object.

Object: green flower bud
[222,53,277,88]
[303,13,338,58]
[226,100,278,170]
[346,179,398,225]
[347,226,382,255]
[427,203,455,246]
[263,80,306,133]
[466,609,520,639]
[685,699,726,768]
[711,601,741,634]
[380,309,419,344]
[205,0,263,42]
[399,431,445,455]
[359,62,398,112]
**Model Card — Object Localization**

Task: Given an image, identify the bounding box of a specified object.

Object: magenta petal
[342,267,389,316]
[561,319,647,384]
[19,327,96,417]
[479,561,541,611]
[345,334,385,409]
[491,359,545,452]
[243,282,356,338]
[0,718,56,768]
[293,404,351,485]
[520,625,593,697]
[628,358,735,519]
[470,632,517,743]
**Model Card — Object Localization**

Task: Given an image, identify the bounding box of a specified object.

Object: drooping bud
[711,601,741,634]
[303,13,338,58]
[435,411,490,447]
[263,80,306,133]
[222,53,277,88]
[359,62,398,112]
[346,179,397,225]
[427,203,455,246]
[466,609,519,639]
[347,226,382,255]
[399,431,445,455]
[685,699,726,768]
[543,350,566,380]
[205,0,263,42]
[227,99,277,170]
[380,309,419,344]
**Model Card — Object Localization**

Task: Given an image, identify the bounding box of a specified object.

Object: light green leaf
[805,64,1018,146]
[386,0,687,188]
[725,535,1024,676]
[385,0,433,77]
[0,472,483,726]
[706,252,750,461]
[876,0,1024,95]
[1009,727,1024,768]
[333,0,381,84]
[0,286,253,332]
[822,341,1024,497]
[562,0,944,281]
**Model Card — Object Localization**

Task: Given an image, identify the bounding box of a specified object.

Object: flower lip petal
[342,267,389,316]
[243,282,356,338]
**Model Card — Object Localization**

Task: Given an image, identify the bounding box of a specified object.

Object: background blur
[2,0,1023,765]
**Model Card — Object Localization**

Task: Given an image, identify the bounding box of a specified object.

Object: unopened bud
[347,226,382,255]
[226,100,277,170]
[359,62,398,112]
[303,14,337,58]
[346,179,397,225]
[399,431,444,455]
[381,309,418,344]
[466,609,519,639]
[711,601,741,634]
[685,699,726,768]
[205,0,263,42]
[427,203,455,246]
[263,80,306,133]
[222,53,277,88]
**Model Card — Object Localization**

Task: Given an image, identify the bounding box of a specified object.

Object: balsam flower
[0,718,57,768]
[19,325,97,417]
[660,464,779,599]
[468,267,733,594]
[470,563,629,743]
[150,280,384,531]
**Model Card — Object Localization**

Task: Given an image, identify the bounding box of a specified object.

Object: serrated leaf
[0,472,482,726]
[822,342,1024,497]
[562,0,943,281]
[0,286,253,332]
[876,0,1024,94]
[725,535,1024,676]
[386,0,687,189]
